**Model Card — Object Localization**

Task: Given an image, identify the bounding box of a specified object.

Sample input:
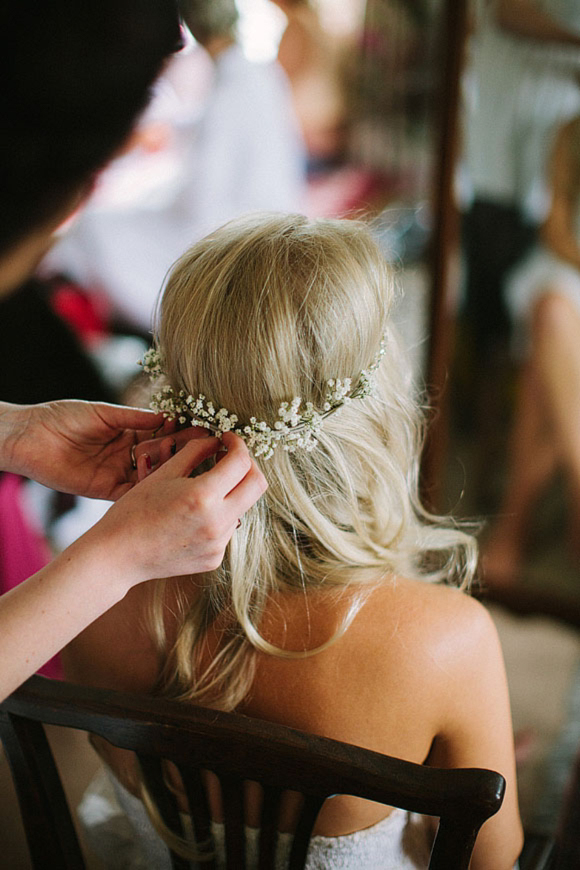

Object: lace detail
[78,767,433,869]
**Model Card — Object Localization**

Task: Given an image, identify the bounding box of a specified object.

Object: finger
[174,426,212,447]
[154,416,178,436]
[95,403,164,432]
[142,416,180,439]
[215,444,228,464]
[133,415,208,446]
[223,461,268,518]
[199,432,254,496]
[134,426,209,466]
[150,417,206,439]
[158,436,176,466]
[137,453,152,482]
[148,435,221,480]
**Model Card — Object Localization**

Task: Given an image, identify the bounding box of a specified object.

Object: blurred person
[0,0,266,702]
[485,112,580,585]
[272,0,349,172]
[461,0,580,361]
[178,0,305,230]
[43,0,306,333]
[65,213,522,870]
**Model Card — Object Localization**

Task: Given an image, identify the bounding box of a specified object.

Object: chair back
[0,675,505,870]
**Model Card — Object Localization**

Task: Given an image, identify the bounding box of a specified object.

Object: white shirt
[462,0,580,218]
[43,45,305,332]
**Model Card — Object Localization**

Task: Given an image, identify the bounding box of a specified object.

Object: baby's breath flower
[138,338,386,459]
[139,348,164,380]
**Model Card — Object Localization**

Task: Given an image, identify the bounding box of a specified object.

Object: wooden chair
[519,836,556,870]
[0,675,505,870]
[541,740,580,870]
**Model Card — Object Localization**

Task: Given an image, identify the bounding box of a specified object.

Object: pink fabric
[305,166,398,218]
[0,473,63,679]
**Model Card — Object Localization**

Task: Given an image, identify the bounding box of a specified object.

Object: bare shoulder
[335,575,504,731]
[62,577,163,692]
[361,576,497,664]
[389,579,524,868]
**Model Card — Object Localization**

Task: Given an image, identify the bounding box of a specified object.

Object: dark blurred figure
[0,0,182,403]
[461,0,580,362]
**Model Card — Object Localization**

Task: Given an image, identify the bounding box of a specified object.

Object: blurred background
[3,0,580,864]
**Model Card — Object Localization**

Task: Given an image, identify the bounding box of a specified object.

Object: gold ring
[130,444,138,470]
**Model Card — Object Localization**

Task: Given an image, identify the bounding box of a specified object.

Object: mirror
[444,2,580,608]
[441,0,580,841]
[40,0,453,384]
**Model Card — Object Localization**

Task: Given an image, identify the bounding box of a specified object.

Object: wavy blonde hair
[147,212,477,711]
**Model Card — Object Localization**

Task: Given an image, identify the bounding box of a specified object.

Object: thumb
[94,403,164,431]
[148,435,221,480]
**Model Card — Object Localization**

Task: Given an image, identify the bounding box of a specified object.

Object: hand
[0,399,204,500]
[87,431,267,585]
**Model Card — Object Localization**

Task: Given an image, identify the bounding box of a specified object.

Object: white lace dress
[78,766,434,870]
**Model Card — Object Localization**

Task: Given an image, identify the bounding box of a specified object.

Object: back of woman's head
[160,212,389,436]
[152,213,476,706]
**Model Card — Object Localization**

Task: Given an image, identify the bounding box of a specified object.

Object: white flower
[139,348,164,380]
[139,338,386,458]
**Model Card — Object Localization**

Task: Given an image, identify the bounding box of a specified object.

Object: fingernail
[145,454,152,470]
[170,440,177,456]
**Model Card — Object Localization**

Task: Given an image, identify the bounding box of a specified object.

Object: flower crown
[139,341,386,460]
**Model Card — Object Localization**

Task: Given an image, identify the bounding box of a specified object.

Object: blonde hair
[148,212,477,711]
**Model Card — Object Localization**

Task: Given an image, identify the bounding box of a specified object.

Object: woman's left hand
[0,399,208,500]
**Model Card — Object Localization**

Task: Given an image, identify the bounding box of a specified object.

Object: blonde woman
[64,213,523,869]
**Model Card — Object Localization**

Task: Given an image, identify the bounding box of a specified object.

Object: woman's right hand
[82,431,266,593]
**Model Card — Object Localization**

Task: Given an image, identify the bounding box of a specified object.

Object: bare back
[63,572,522,869]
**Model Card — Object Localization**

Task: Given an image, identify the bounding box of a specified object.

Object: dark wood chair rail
[0,675,506,870]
